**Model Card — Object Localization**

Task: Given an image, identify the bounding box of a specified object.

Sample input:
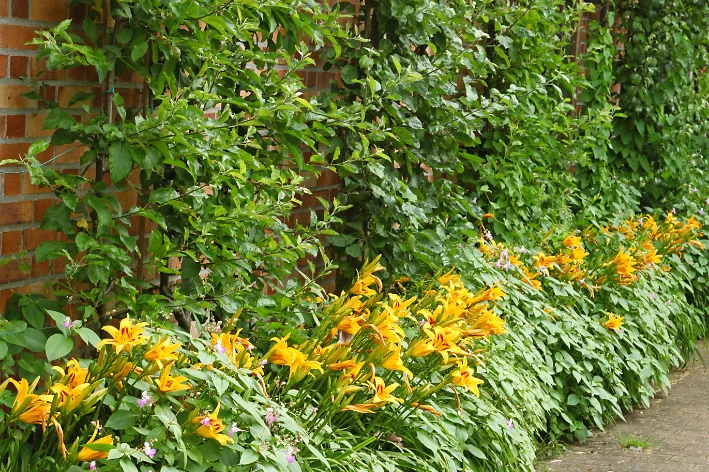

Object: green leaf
[497,35,513,49]
[21,328,47,352]
[46,310,68,328]
[120,459,139,472]
[45,333,73,362]
[35,241,66,262]
[131,42,149,63]
[117,28,133,44]
[43,109,75,130]
[109,141,134,183]
[105,410,138,430]
[77,327,102,348]
[345,243,362,258]
[341,65,358,84]
[149,188,179,204]
[239,449,259,465]
[27,140,50,157]
[51,128,79,146]
[0,320,26,336]
[22,304,45,329]
[41,204,74,234]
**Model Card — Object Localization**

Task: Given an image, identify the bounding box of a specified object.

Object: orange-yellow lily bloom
[77,428,114,461]
[603,313,624,331]
[97,317,148,354]
[9,378,53,425]
[451,358,484,397]
[144,336,181,368]
[193,402,234,446]
[155,364,191,393]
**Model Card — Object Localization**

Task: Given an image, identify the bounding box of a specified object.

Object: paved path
[539,342,709,472]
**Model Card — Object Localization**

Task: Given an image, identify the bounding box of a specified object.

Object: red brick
[1,230,21,254]
[0,115,6,137]
[23,172,51,194]
[114,190,137,212]
[33,198,53,222]
[0,200,32,225]
[0,287,18,314]
[66,66,83,81]
[24,228,59,251]
[57,86,92,108]
[3,172,22,196]
[0,257,30,284]
[31,0,69,22]
[29,56,64,81]
[0,54,7,78]
[0,0,8,16]
[41,85,56,103]
[6,114,24,138]
[0,25,39,50]
[31,256,50,277]
[0,85,35,108]
[20,281,49,296]
[0,142,30,163]
[11,0,28,18]
[53,143,85,165]
[26,113,52,138]
[317,170,340,186]
[51,258,68,275]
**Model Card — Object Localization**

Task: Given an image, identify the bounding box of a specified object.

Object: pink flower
[506,418,514,430]
[144,442,156,459]
[215,340,226,354]
[286,446,299,464]
[137,391,153,409]
[265,408,278,426]
[228,422,244,437]
[89,462,96,471]
[651,293,657,300]
[700,209,705,215]
[63,317,72,329]
[201,417,211,427]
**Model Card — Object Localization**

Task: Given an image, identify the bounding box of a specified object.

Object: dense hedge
[1,0,709,471]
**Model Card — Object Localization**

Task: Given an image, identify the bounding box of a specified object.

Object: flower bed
[0,212,704,471]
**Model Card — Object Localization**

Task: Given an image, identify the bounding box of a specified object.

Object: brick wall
[0,2,598,310]
[0,0,144,312]
[0,0,347,310]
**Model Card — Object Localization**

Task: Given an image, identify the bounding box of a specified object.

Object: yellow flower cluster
[262,257,508,416]
[477,212,703,329]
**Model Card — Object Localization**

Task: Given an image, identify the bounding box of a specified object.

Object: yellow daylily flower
[367,376,402,406]
[289,350,324,382]
[97,317,148,354]
[155,364,191,393]
[563,234,582,248]
[603,313,624,331]
[9,378,53,425]
[193,402,234,446]
[52,358,89,389]
[350,273,382,297]
[50,382,93,413]
[380,344,413,378]
[341,402,378,414]
[451,358,484,397]
[411,402,442,416]
[144,336,181,368]
[77,428,114,461]
[465,311,508,337]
